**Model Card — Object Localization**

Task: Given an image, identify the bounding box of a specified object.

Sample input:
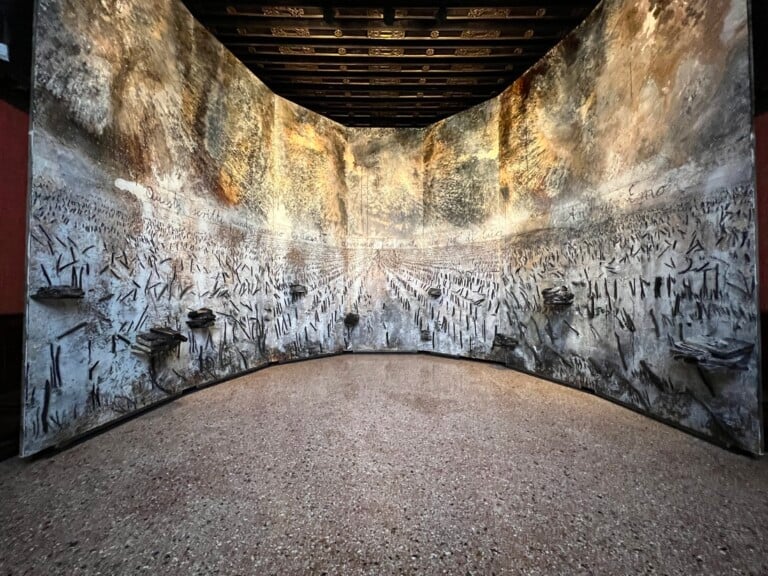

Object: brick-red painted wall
[757,115,767,320]
[0,101,28,315]
[757,113,767,437]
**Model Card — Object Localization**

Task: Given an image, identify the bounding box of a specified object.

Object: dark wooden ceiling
[184,1,602,127]
[0,0,33,110]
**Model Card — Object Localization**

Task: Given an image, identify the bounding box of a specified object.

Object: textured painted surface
[24,0,350,455]
[347,0,761,452]
[423,100,501,237]
[503,0,761,450]
[345,128,424,239]
[24,0,761,455]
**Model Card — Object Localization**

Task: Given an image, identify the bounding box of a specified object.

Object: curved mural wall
[24,0,352,456]
[24,0,761,455]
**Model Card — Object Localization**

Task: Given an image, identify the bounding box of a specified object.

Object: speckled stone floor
[1,355,766,576]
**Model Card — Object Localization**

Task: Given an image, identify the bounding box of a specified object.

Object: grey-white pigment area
[2,355,766,576]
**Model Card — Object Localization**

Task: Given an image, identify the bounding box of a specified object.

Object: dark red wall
[0,100,28,315]
[0,99,27,458]
[758,115,767,320]
[757,113,768,441]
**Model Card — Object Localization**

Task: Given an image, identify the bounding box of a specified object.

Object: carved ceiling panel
[184,1,601,126]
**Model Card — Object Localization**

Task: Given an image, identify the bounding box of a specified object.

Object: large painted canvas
[24,0,761,456]
[491,0,761,451]
[344,0,761,452]
[347,100,504,356]
[24,0,351,455]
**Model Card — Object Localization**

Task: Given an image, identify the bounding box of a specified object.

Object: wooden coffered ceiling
[185,1,602,127]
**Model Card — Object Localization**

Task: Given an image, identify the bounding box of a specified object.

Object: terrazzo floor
[1,354,766,575]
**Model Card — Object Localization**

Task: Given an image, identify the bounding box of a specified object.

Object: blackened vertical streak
[615,331,628,372]
[41,381,50,434]
[649,309,660,338]
[40,264,52,286]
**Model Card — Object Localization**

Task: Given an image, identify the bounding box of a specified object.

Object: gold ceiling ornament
[285,63,318,70]
[467,8,509,18]
[279,45,315,55]
[451,63,481,71]
[366,8,408,19]
[455,47,491,56]
[271,27,310,37]
[262,6,305,17]
[461,29,501,39]
[369,47,405,56]
[369,64,402,71]
[199,0,600,126]
[368,29,406,40]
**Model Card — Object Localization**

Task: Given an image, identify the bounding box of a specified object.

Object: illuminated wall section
[24,0,761,455]
[343,128,425,352]
[24,0,349,455]
[492,0,761,452]
[344,0,761,452]
[423,99,501,239]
